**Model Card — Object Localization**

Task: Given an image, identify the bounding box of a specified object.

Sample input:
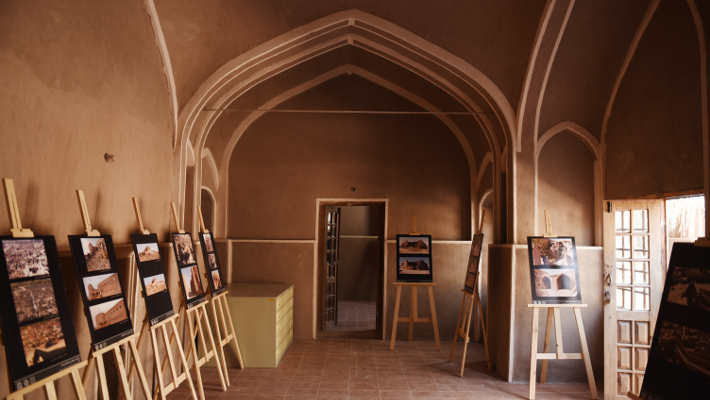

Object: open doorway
[316,200,386,338]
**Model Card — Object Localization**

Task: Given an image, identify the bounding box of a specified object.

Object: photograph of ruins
[398,256,431,274]
[181,265,203,300]
[203,234,214,253]
[533,268,578,297]
[173,233,196,266]
[20,317,66,368]
[211,270,223,290]
[398,236,430,254]
[467,256,479,274]
[667,266,710,311]
[136,242,160,262]
[80,238,111,272]
[11,278,58,324]
[530,238,575,266]
[465,273,476,289]
[208,253,217,270]
[89,298,128,330]
[3,239,50,279]
[83,273,121,301]
[654,320,710,379]
[143,274,168,296]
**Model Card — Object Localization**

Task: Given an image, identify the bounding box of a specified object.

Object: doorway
[316,200,386,338]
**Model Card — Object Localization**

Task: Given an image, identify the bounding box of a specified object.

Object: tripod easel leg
[459,295,474,377]
[574,307,598,399]
[540,308,554,383]
[221,295,244,368]
[390,285,402,350]
[449,292,467,361]
[70,369,88,400]
[409,286,417,341]
[474,290,491,370]
[427,285,440,351]
[529,307,540,400]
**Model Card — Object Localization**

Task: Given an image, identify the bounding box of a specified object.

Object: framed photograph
[638,243,710,399]
[131,233,175,326]
[171,232,206,309]
[0,236,81,390]
[68,235,134,350]
[527,237,582,304]
[397,235,430,255]
[396,234,433,282]
[463,233,484,294]
[198,232,227,296]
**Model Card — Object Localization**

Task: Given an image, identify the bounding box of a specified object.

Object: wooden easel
[74,190,152,400]
[528,211,597,400]
[127,198,198,400]
[449,211,491,376]
[197,206,244,380]
[390,215,441,351]
[170,202,227,400]
[1,179,89,400]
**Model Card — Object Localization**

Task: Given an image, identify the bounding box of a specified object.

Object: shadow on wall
[338,206,381,303]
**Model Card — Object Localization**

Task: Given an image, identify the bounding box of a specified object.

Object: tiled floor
[326,302,376,332]
[167,338,602,400]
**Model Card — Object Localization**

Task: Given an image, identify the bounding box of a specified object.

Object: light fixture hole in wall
[104,153,115,163]
[351,187,356,192]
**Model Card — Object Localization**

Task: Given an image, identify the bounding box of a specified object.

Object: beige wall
[338,206,381,303]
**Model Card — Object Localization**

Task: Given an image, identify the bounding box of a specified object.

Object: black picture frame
[0,236,81,390]
[527,237,582,304]
[463,233,484,294]
[198,232,226,296]
[68,235,134,351]
[130,233,175,326]
[637,242,710,400]
[171,233,206,309]
[396,234,433,282]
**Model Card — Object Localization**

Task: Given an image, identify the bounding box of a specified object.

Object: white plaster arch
[477,152,493,186]
[200,185,217,234]
[201,148,219,191]
[535,121,602,245]
[478,188,494,232]
[173,9,516,237]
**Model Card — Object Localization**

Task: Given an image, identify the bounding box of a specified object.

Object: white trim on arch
[200,185,217,234]
[201,148,219,191]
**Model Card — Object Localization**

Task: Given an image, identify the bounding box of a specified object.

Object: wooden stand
[528,304,597,400]
[389,282,440,351]
[171,202,228,400]
[449,289,491,376]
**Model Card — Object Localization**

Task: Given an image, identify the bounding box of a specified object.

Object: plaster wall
[338,206,380,303]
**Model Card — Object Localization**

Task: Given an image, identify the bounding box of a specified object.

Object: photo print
[211,270,223,291]
[666,266,710,311]
[203,234,214,253]
[89,298,128,331]
[527,237,581,304]
[136,242,161,263]
[11,278,57,324]
[0,236,81,390]
[199,232,227,296]
[465,273,476,290]
[83,273,121,301]
[463,233,485,294]
[467,257,479,275]
[533,269,578,298]
[173,233,196,266]
[399,256,431,274]
[180,266,204,300]
[530,237,576,266]
[131,233,175,326]
[654,320,710,379]
[398,235,430,254]
[208,253,217,270]
[3,239,50,279]
[80,237,111,271]
[143,274,168,296]
[471,234,483,258]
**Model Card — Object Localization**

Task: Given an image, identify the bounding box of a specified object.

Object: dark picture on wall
[638,243,710,400]
[396,234,433,282]
[69,235,134,350]
[173,233,196,267]
[0,236,81,390]
[463,233,484,294]
[172,232,207,308]
[131,233,175,326]
[527,237,582,304]
[398,235,430,254]
[199,232,227,296]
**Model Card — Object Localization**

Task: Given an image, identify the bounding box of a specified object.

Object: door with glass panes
[322,206,340,330]
[603,200,663,398]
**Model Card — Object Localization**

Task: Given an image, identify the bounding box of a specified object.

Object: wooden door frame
[315,198,388,339]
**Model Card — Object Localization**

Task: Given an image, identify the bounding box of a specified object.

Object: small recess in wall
[351,187,356,192]
[104,153,115,163]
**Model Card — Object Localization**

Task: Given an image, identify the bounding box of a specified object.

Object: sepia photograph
[83,273,122,301]
[398,256,431,274]
[654,320,710,378]
[3,239,50,279]
[20,317,66,368]
[667,266,710,311]
[11,278,58,324]
[465,273,476,289]
[143,274,168,296]
[467,256,479,275]
[204,234,214,253]
[81,238,111,272]
[89,298,128,330]
[530,238,575,266]
[398,236,430,254]
[181,266,203,300]
[208,253,217,270]
[173,234,196,266]
[136,243,161,263]
[533,268,578,297]
[211,270,223,291]
[470,234,483,257]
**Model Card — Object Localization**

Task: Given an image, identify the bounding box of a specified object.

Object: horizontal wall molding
[385,240,472,244]
[341,235,379,239]
[229,239,316,244]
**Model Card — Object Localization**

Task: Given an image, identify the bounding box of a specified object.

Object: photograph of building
[667,266,710,310]
[3,239,50,279]
[89,298,128,330]
[398,256,431,274]
[181,266,203,300]
[83,273,121,301]
[398,237,429,254]
[655,320,710,379]
[211,270,222,291]
[11,278,58,324]
[208,253,217,270]
[533,269,578,297]
[531,238,575,266]
[136,243,160,263]
[143,274,167,296]
[204,235,214,253]
[81,238,110,272]
[20,317,66,368]
[173,234,196,266]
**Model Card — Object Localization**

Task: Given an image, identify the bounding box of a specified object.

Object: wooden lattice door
[603,200,664,398]
[322,206,340,330]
